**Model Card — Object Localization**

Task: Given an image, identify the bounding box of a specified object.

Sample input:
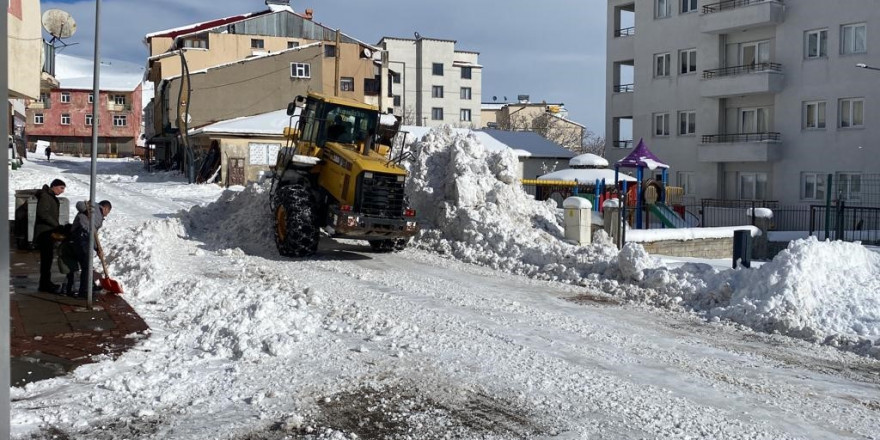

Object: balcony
[700,63,784,97]
[698,132,781,162]
[612,140,634,149]
[613,27,634,38]
[701,0,785,34]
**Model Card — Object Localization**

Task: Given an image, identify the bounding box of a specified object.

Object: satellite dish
[492,96,497,101]
[414,31,421,40]
[362,47,372,58]
[42,9,77,40]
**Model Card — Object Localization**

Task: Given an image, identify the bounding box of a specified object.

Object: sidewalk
[9,236,149,387]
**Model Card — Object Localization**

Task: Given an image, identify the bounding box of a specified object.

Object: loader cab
[295,96,378,151]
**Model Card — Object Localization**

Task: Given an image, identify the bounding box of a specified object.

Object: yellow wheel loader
[269,92,418,257]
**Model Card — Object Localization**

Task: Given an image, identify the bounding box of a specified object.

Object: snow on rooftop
[538,168,636,183]
[54,54,144,92]
[190,109,296,136]
[570,153,608,168]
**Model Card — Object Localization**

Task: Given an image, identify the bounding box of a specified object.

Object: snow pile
[404,126,618,282]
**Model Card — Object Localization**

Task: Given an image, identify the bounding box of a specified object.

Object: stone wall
[636,237,733,259]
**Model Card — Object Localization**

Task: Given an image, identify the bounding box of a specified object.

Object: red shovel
[94,235,124,294]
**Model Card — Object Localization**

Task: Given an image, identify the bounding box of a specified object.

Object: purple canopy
[615,138,669,170]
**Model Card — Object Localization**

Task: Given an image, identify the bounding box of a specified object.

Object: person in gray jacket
[63,199,112,298]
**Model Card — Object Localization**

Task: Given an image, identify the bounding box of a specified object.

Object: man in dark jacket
[66,199,112,298]
[34,179,66,293]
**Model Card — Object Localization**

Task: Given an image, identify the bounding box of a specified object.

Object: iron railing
[701,132,780,143]
[614,27,635,37]
[612,140,633,149]
[703,0,782,14]
[613,84,634,93]
[702,62,782,79]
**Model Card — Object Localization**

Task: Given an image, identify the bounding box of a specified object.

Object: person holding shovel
[63,199,112,298]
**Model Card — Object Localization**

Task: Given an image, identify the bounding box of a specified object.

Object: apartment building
[378,36,482,127]
[26,54,143,157]
[606,0,880,206]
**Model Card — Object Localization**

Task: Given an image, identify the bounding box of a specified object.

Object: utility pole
[334,30,341,97]
[87,0,103,310]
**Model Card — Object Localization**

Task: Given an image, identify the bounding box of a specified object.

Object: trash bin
[563,196,592,245]
[13,189,68,249]
[733,229,752,269]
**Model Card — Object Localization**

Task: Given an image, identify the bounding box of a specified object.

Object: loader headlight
[363,172,373,180]
[397,175,405,182]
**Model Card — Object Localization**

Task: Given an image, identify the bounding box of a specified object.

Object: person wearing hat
[34,179,66,293]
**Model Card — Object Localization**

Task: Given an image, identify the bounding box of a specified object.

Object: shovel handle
[94,234,110,277]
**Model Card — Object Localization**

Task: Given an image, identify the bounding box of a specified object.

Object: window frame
[801,172,826,201]
[460,66,472,79]
[678,110,696,135]
[60,114,71,125]
[60,92,70,103]
[391,72,401,84]
[841,23,867,55]
[460,108,472,122]
[680,0,697,13]
[393,95,401,107]
[251,38,265,49]
[324,45,336,57]
[805,28,828,59]
[654,112,670,137]
[460,87,472,100]
[113,114,127,127]
[88,94,94,104]
[432,63,443,76]
[287,41,299,49]
[677,171,695,195]
[340,77,355,92]
[839,98,864,128]
[656,0,671,18]
[836,172,862,201]
[803,100,827,129]
[114,95,125,105]
[432,85,444,98]
[290,62,311,79]
[739,172,768,200]
[85,114,93,126]
[679,48,697,74]
[34,113,44,125]
[655,52,671,77]
[431,107,444,120]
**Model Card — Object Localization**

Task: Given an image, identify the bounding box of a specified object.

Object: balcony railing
[702,132,781,143]
[702,0,782,14]
[614,27,635,37]
[702,62,782,79]
[613,140,634,149]
[613,84,634,93]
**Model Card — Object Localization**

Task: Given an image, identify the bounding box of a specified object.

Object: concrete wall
[605,0,880,206]
[638,236,734,260]
[7,0,42,99]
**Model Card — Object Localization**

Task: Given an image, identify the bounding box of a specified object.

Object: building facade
[25,55,143,157]
[606,0,880,206]
[378,37,482,128]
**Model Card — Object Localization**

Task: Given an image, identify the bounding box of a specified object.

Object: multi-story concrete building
[378,36,482,127]
[606,0,880,206]
[25,54,143,157]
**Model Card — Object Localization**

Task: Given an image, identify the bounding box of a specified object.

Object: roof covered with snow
[54,54,144,92]
[538,168,636,183]
[570,153,609,168]
[189,109,295,136]
[479,129,575,159]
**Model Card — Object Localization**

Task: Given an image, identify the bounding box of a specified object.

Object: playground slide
[649,203,688,228]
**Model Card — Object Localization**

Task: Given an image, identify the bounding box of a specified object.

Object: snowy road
[10,158,880,439]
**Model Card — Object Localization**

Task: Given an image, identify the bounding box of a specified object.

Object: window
[679,49,696,74]
[114,95,125,105]
[251,39,264,49]
[340,77,354,92]
[741,40,770,65]
[804,101,826,129]
[655,53,671,77]
[840,98,864,128]
[61,114,70,125]
[801,172,826,200]
[113,115,127,127]
[680,0,697,13]
[460,109,472,122]
[290,62,311,78]
[391,72,401,84]
[34,113,44,124]
[39,92,49,104]
[654,113,670,136]
[656,0,671,18]
[739,172,768,200]
[841,23,867,54]
[393,95,401,107]
[432,85,444,98]
[836,172,862,201]
[431,107,444,120]
[60,92,70,103]
[432,63,443,76]
[86,114,93,126]
[287,41,299,49]
[460,87,472,100]
[248,142,281,166]
[740,107,769,133]
[182,38,207,49]
[678,172,695,195]
[461,66,472,79]
[805,29,828,58]
[324,45,336,57]
[678,111,696,135]
[88,94,94,103]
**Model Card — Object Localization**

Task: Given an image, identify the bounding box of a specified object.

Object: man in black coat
[34,179,66,292]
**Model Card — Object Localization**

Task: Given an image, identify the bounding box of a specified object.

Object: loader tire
[368,238,408,253]
[274,184,320,257]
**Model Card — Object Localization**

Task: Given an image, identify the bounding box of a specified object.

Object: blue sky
[43,0,606,134]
